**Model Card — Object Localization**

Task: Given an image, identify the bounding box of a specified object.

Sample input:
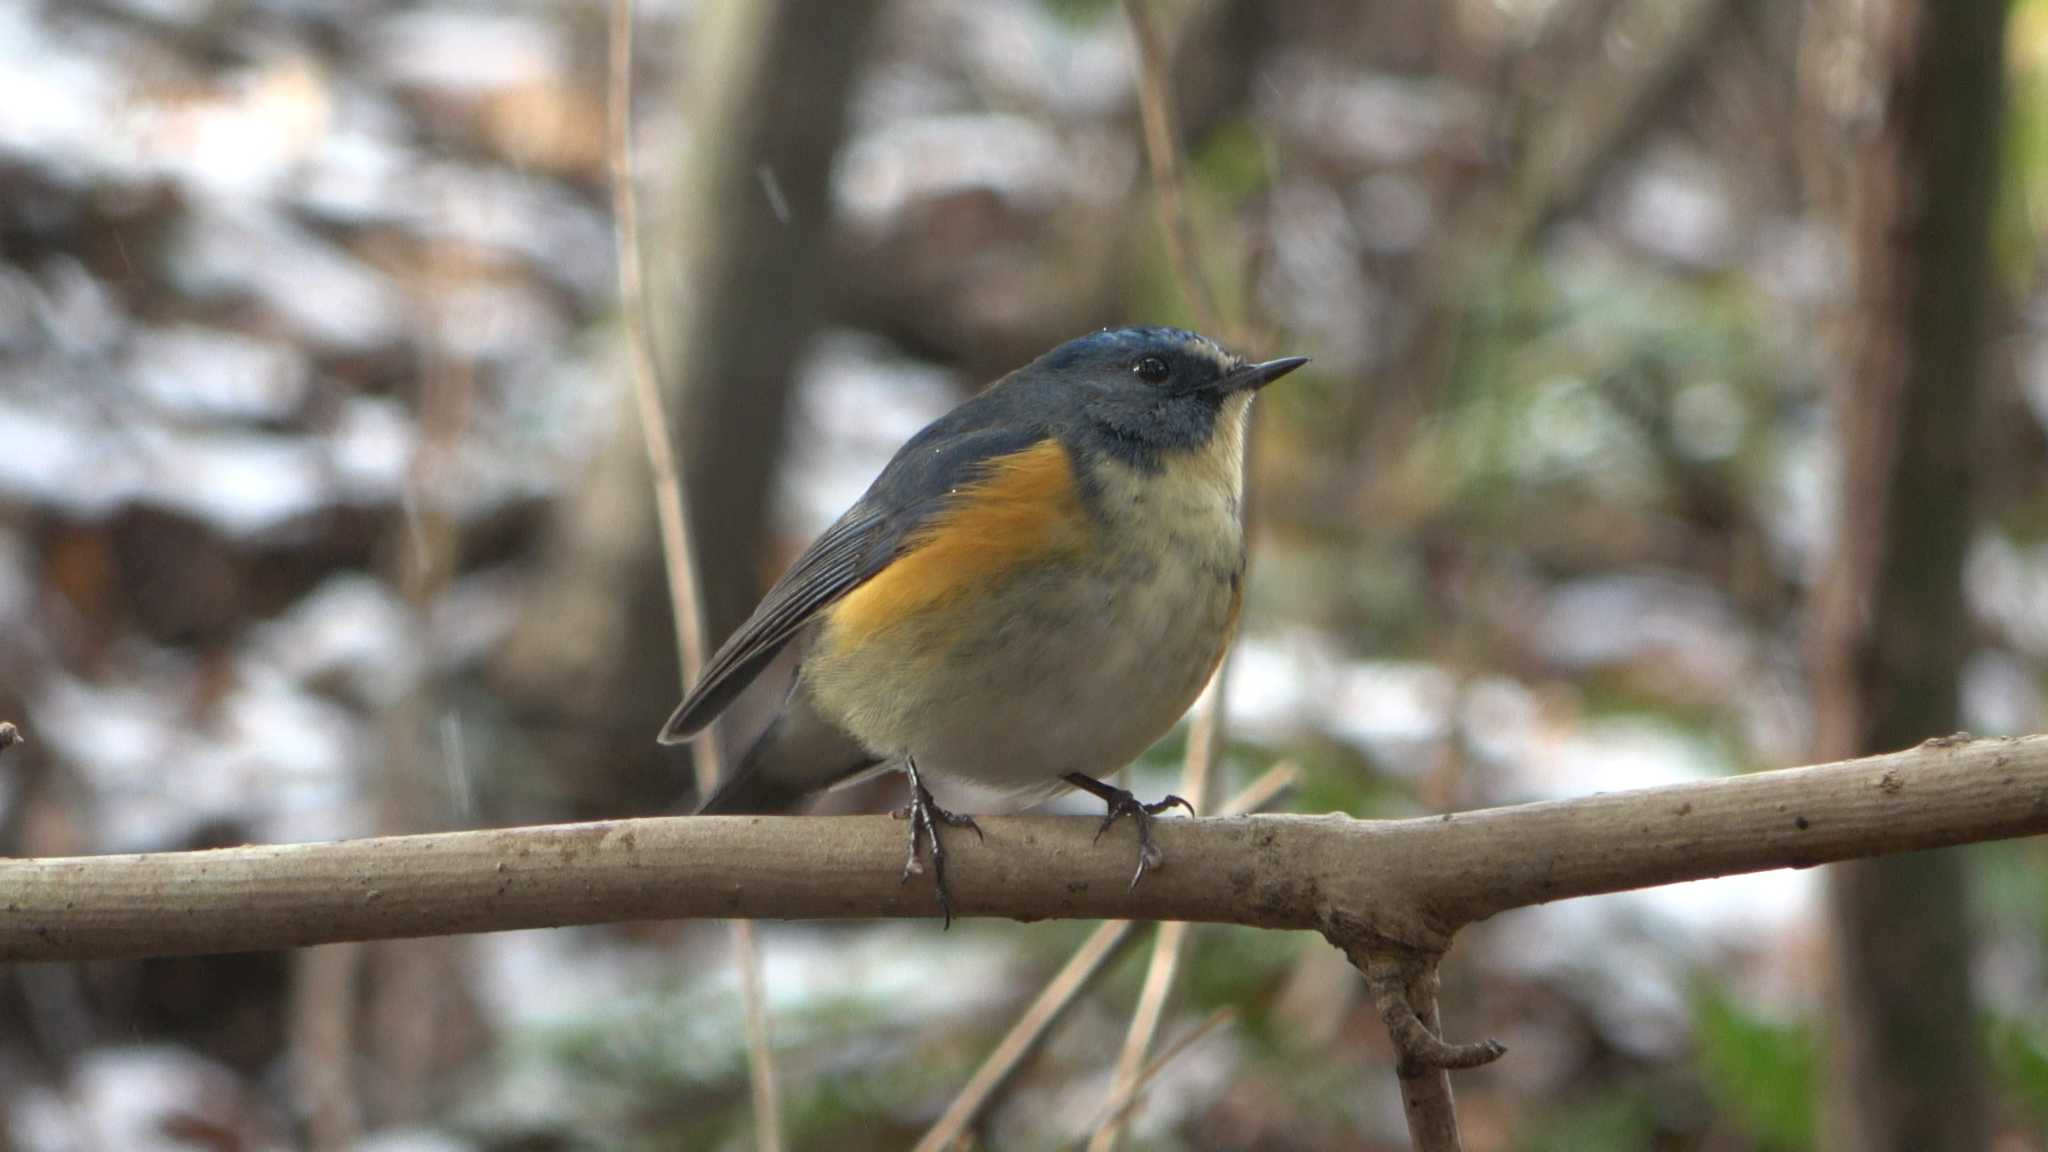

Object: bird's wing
[657,419,1049,743]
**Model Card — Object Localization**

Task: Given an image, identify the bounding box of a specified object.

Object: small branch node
[1334,939,1490,1150]
[1917,730,1975,750]
[1354,945,1505,1077]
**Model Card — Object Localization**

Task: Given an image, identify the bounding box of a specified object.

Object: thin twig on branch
[5,735,2042,965]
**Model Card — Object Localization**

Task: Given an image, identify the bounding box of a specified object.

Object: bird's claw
[894,764,980,928]
[1065,774,1193,891]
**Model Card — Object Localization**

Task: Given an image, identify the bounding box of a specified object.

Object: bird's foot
[892,759,981,928]
[1061,772,1194,890]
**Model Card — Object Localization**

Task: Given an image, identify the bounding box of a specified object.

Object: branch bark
[3,735,2043,964]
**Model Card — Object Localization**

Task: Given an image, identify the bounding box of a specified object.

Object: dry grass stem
[607,3,780,1146]
[1089,1007,1237,1136]
[1098,5,1248,1145]
[914,763,1298,1152]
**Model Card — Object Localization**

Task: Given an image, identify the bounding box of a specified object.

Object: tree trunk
[659,0,885,642]
[1811,3,2010,1150]
[492,0,881,812]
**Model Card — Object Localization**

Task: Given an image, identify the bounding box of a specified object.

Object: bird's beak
[1217,355,1309,394]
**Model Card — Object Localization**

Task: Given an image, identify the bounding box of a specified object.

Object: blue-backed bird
[660,326,1306,920]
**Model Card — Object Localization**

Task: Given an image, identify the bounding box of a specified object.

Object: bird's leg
[892,756,982,928]
[1061,772,1195,891]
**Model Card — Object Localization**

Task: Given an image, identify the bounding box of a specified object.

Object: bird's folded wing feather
[657,421,1048,743]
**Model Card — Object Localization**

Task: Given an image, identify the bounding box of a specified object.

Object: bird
[660,325,1307,922]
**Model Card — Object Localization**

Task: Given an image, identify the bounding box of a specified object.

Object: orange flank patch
[829,438,1090,643]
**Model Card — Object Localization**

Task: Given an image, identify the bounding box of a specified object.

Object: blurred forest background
[2,0,2047,1149]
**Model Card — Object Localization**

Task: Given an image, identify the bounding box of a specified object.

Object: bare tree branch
[4,735,2042,966]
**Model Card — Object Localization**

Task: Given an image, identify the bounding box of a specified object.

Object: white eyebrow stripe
[1187,340,1236,373]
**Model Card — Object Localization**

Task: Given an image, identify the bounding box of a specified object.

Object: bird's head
[1017,326,1307,468]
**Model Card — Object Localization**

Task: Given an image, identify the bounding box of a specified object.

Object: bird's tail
[697,744,818,814]
[695,689,876,815]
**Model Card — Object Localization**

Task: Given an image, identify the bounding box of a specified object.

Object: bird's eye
[1134,356,1171,383]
